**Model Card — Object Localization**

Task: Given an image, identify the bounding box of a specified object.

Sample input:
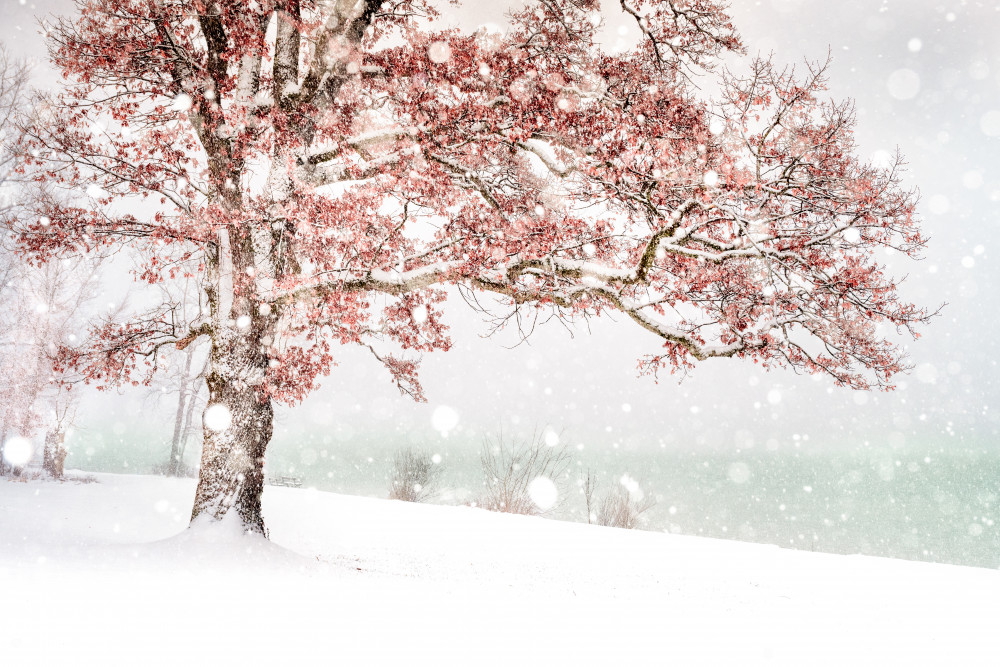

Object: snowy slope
[1,472,997,666]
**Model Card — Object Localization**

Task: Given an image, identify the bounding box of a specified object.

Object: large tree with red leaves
[14,0,931,534]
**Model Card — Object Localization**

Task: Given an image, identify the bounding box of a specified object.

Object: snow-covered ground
[1,472,997,666]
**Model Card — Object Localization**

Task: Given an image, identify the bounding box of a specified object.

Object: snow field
[1,473,998,666]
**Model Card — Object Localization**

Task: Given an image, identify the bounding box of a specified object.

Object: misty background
[1,0,997,567]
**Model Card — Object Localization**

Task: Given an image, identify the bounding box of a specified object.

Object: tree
[0,45,29,207]
[0,253,102,477]
[13,0,932,535]
[42,385,76,478]
[0,45,30,474]
[1,46,101,477]
[162,338,209,476]
[144,276,211,477]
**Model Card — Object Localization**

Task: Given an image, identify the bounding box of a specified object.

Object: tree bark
[190,327,272,535]
[42,429,67,478]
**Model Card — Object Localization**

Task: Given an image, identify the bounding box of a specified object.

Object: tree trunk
[42,431,54,473]
[176,376,201,473]
[42,429,67,478]
[190,183,276,534]
[0,424,8,477]
[190,333,272,535]
[166,347,196,476]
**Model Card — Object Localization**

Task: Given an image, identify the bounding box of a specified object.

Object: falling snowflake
[2,437,33,467]
[886,69,920,101]
[431,405,459,435]
[427,41,452,64]
[980,110,1000,137]
[528,476,558,510]
[172,93,193,112]
[204,404,232,432]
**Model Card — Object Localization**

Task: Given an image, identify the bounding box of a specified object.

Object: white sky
[1,0,997,473]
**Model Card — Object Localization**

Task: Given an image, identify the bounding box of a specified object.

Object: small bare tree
[479,430,570,516]
[387,447,442,503]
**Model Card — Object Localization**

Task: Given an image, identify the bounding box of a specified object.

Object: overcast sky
[1,0,997,475]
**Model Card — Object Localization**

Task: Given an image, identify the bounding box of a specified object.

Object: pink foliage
[13,0,932,408]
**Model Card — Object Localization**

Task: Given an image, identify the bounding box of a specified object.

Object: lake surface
[71,436,1000,569]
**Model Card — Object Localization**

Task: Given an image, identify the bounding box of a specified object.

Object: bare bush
[595,481,655,530]
[64,473,98,484]
[388,447,442,502]
[582,470,655,529]
[151,460,197,478]
[479,431,570,515]
[4,469,42,482]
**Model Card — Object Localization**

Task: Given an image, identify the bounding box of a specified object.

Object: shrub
[65,473,98,484]
[478,431,570,515]
[583,471,655,529]
[388,447,442,502]
[596,484,655,529]
[151,460,197,478]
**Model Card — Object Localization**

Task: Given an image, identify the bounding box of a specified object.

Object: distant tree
[14,1,933,533]
[0,43,103,476]
[582,469,597,524]
[42,386,75,478]
[0,254,102,477]
[0,45,31,475]
[0,44,28,202]
[164,340,209,477]
[145,277,211,477]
